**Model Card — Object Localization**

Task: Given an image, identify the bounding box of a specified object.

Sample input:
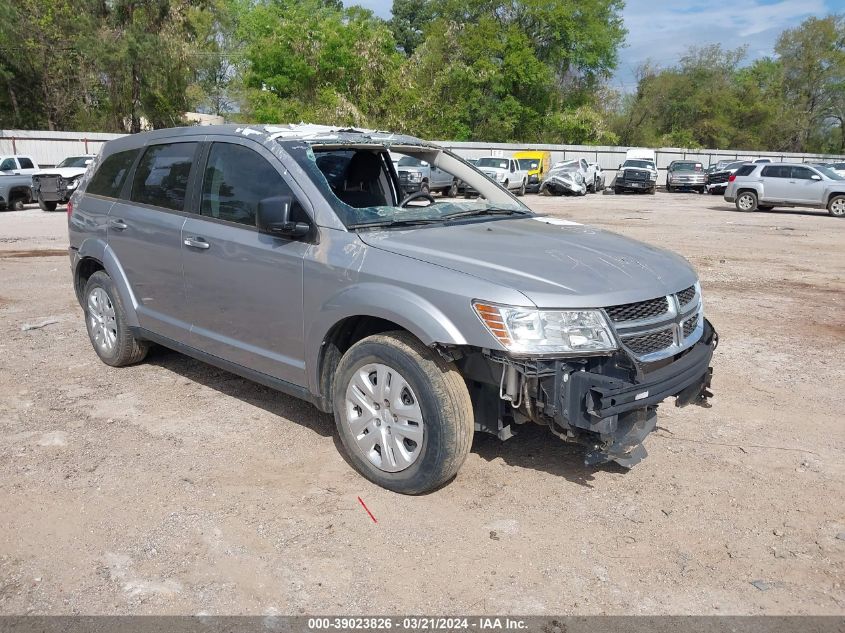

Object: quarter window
[130,142,198,211]
[87,149,140,198]
[200,142,293,227]
[18,157,34,169]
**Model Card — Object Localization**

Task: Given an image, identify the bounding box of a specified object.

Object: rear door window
[130,143,198,211]
[87,149,140,198]
[18,157,34,169]
[790,166,817,180]
[200,142,294,227]
[761,165,789,178]
[734,165,757,177]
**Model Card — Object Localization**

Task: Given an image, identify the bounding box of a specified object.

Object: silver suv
[68,124,718,494]
[725,162,845,217]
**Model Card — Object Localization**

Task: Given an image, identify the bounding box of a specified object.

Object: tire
[447,181,458,198]
[735,191,758,212]
[333,331,474,495]
[517,180,526,196]
[593,176,600,193]
[614,186,622,195]
[698,187,705,195]
[83,271,149,367]
[758,205,774,211]
[420,182,430,195]
[828,195,845,217]
[666,184,673,193]
[12,199,24,211]
[38,198,57,212]
[503,179,509,191]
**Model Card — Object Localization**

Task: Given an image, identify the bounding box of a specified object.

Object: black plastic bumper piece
[555,320,717,466]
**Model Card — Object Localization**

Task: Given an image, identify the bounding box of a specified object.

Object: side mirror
[811,174,822,181]
[84,159,93,166]
[420,160,429,167]
[257,196,310,238]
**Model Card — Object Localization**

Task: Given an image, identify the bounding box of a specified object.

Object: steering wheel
[400,191,437,208]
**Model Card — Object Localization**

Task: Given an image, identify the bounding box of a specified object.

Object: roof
[102,123,433,151]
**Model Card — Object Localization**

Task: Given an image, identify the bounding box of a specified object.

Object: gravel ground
[0,191,843,616]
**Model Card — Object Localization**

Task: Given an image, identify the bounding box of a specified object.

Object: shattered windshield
[283,142,530,229]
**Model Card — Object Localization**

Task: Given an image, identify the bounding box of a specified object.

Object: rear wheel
[83,271,149,367]
[38,198,57,212]
[333,331,474,494]
[828,195,845,217]
[735,191,758,212]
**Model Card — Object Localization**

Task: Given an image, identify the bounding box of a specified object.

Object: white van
[625,148,656,165]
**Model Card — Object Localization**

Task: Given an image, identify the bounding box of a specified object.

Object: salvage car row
[0,153,95,211]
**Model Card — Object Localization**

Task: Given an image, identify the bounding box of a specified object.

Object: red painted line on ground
[357,496,378,523]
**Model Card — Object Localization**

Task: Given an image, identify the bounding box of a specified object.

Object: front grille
[398,171,410,184]
[622,328,675,355]
[624,170,647,181]
[605,296,669,323]
[677,285,696,307]
[682,315,698,338]
[36,175,61,191]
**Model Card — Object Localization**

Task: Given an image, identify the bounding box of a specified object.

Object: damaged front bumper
[465,319,718,468]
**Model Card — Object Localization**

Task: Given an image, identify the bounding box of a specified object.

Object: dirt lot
[0,191,843,616]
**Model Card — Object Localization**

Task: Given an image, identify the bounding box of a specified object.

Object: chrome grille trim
[605,282,704,362]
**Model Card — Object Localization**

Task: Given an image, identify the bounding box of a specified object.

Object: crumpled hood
[358,216,698,308]
[33,168,87,179]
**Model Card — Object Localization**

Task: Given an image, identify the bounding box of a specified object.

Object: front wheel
[517,180,526,196]
[38,198,57,212]
[333,331,474,494]
[735,191,758,212]
[420,182,430,195]
[447,181,458,198]
[828,195,845,217]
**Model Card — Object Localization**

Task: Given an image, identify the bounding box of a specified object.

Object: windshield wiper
[347,218,444,230]
[438,208,530,221]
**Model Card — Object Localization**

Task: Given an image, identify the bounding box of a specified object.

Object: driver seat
[336,151,387,208]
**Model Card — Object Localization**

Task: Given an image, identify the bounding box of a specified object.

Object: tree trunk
[6,81,20,127]
[131,61,141,133]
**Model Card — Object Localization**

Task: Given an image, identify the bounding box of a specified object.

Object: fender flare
[75,238,141,328]
[305,282,468,395]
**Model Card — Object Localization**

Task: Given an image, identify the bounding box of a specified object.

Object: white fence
[3,129,843,183]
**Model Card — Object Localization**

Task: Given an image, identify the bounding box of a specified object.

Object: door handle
[110,219,128,230]
[183,236,210,250]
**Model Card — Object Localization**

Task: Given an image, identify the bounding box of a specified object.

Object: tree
[389,0,435,55]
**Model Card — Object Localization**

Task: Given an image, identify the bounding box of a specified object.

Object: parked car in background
[513,151,551,193]
[475,156,528,195]
[393,154,456,197]
[725,162,845,217]
[32,154,95,211]
[615,159,657,194]
[455,157,477,195]
[67,123,717,493]
[706,160,749,195]
[0,154,39,175]
[588,163,606,191]
[666,160,706,194]
[539,163,587,196]
[827,162,845,177]
[0,172,34,210]
[554,159,602,193]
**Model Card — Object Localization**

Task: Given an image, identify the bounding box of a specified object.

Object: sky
[343,0,844,90]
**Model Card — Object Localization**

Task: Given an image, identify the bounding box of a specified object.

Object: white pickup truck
[475,157,529,196]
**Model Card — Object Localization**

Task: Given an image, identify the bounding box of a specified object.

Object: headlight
[407,172,422,182]
[66,177,81,190]
[473,302,617,355]
[496,172,506,181]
